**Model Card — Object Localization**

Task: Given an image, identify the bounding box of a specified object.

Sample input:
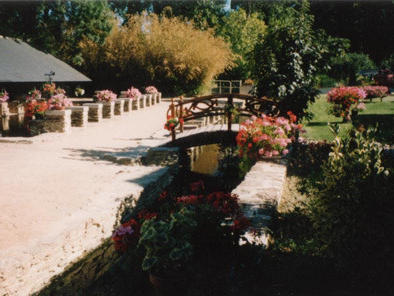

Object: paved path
[0,102,171,295]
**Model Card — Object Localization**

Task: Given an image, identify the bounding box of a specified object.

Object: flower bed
[327,86,366,121]
[362,85,389,101]
[112,181,250,277]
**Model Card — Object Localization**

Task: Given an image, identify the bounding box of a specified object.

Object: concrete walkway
[0,102,171,295]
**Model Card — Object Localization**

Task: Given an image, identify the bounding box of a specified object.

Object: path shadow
[63,145,152,164]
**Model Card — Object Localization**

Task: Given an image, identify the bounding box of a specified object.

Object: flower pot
[149,273,188,296]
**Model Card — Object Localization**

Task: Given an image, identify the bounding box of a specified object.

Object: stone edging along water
[232,159,287,246]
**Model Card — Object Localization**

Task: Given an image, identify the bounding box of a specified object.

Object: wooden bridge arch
[166,93,279,141]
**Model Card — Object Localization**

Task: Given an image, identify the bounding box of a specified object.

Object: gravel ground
[0,102,171,295]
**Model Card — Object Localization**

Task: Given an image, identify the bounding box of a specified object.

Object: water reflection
[189,144,220,175]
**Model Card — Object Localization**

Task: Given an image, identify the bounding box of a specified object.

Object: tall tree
[217,8,266,80]
[252,1,323,119]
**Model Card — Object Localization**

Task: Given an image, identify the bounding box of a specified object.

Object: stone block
[150,94,156,105]
[139,95,145,109]
[114,99,125,116]
[132,98,139,110]
[123,98,132,113]
[66,106,88,127]
[84,103,103,122]
[102,101,115,118]
[157,92,162,103]
[29,109,71,136]
[0,102,9,115]
[143,147,180,166]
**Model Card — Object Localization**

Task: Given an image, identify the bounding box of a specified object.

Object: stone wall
[29,110,72,136]
[232,160,287,246]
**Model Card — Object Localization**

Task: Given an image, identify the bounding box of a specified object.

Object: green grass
[303,94,394,143]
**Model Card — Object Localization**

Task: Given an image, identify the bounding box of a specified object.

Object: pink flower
[274,127,284,135]
[127,87,141,99]
[282,149,289,155]
[260,134,269,141]
[264,151,272,157]
[145,86,158,94]
[258,148,265,155]
[356,103,366,110]
[272,150,279,156]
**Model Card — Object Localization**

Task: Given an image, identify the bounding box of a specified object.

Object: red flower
[232,215,250,231]
[158,191,168,201]
[190,180,205,192]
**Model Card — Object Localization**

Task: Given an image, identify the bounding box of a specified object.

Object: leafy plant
[252,1,323,119]
[309,128,394,283]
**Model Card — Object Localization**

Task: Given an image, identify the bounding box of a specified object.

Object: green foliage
[381,53,394,71]
[0,0,114,68]
[329,52,376,86]
[309,128,394,282]
[217,8,266,80]
[81,13,233,95]
[138,208,196,274]
[252,1,322,119]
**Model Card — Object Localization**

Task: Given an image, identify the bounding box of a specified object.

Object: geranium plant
[112,181,250,277]
[94,90,117,102]
[47,94,73,110]
[0,89,9,102]
[126,87,141,100]
[145,86,158,94]
[236,112,303,174]
[327,86,367,121]
[164,116,183,131]
[24,99,48,119]
[42,83,56,98]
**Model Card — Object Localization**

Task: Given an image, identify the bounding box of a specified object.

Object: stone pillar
[123,98,132,113]
[102,101,115,118]
[131,98,139,110]
[84,103,103,122]
[114,99,125,116]
[144,94,150,107]
[157,92,162,103]
[0,102,10,132]
[66,106,88,127]
[139,95,145,109]
[151,94,156,105]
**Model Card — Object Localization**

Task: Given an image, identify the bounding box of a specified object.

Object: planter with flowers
[327,86,367,122]
[24,87,72,136]
[125,87,142,110]
[94,90,117,118]
[164,116,183,141]
[236,112,303,174]
[112,181,250,295]
[145,86,158,105]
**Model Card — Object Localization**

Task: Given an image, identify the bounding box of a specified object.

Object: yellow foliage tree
[81,13,234,95]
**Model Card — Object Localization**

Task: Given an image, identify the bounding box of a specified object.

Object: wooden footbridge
[161,93,278,147]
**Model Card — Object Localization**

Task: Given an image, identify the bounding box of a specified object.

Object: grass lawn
[303,94,394,143]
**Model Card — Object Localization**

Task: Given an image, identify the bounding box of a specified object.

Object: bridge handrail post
[227,95,233,132]
[179,96,184,133]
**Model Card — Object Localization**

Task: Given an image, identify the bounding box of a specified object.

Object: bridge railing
[167,94,279,141]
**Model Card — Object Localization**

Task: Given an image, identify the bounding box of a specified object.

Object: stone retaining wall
[84,103,103,122]
[232,160,287,246]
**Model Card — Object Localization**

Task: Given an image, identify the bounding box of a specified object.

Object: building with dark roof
[0,35,91,99]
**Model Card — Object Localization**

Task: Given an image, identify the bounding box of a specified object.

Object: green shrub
[81,13,233,96]
[309,128,394,285]
[329,52,376,86]
[381,53,394,71]
[252,2,322,119]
